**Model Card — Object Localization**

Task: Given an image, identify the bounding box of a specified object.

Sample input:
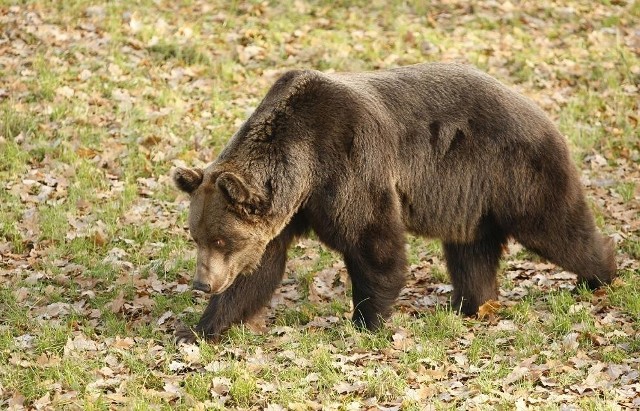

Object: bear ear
[173,167,204,194]
[216,172,267,216]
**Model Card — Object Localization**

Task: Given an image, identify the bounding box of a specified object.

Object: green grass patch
[1,0,638,408]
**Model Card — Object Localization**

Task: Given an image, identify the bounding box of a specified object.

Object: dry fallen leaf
[109,291,126,314]
[111,336,135,350]
[404,384,434,401]
[392,328,415,350]
[562,332,580,351]
[1,1,638,409]
[477,299,501,319]
[333,381,365,394]
[309,267,344,303]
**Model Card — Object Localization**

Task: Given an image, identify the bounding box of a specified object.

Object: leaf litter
[1,0,639,409]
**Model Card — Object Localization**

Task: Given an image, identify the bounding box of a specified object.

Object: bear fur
[173,63,616,343]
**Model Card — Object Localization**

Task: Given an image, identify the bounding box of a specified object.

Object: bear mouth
[209,275,236,295]
[192,280,211,293]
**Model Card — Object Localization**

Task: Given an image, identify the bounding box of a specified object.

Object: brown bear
[173,63,616,343]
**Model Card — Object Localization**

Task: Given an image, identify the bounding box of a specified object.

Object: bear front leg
[176,216,306,343]
[176,257,285,343]
[343,227,407,331]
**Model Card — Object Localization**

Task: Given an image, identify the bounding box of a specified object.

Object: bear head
[172,70,338,294]
[173,166,276,294]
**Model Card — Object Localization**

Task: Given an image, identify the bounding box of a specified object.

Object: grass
[0,0,638,409]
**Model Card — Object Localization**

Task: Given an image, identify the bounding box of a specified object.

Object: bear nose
[192,281,211,293]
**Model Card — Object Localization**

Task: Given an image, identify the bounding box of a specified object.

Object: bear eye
[212,239,226,248]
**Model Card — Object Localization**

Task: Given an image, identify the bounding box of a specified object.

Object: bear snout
[192,280,212,293]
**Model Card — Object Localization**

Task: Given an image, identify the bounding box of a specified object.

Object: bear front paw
[174,323,198,344]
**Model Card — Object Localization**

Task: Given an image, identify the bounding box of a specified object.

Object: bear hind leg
[443,223,506,315]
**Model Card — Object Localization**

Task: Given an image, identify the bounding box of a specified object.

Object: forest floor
[1,0,639,409]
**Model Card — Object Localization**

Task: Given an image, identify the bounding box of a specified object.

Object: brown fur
[173,63,616,343]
